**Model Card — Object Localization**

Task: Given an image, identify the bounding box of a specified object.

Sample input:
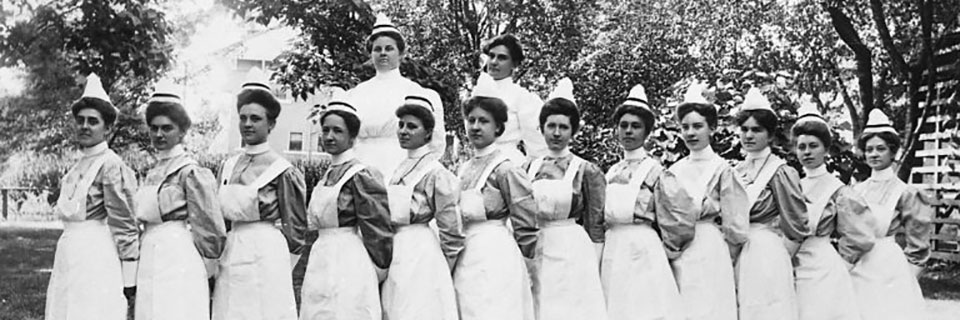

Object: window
[289,132,303,151]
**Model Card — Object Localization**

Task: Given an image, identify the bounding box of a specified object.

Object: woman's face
[370,36,403,73]
[795,134,827,169]
[616,113,647,151]
[238,103,274,146]
[863,136,895,171]
[485,45,516,81]
[397,114,431,150]
[541,114,574,152]
[74,108,109,148]
[149,115,185,151]
[739,116,772,152]
[321,114,355,155]
[465,107,499,150]
[680,111,713,151]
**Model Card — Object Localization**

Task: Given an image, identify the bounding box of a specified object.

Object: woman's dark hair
[857,131,901,155]
[482,34,524,66]
[395,104,436,141]
[366,32,406,54]
[145,101,192,131]
[462,96,509,137]
[237,89,281,121]
[791,120,832,150]
[612,104,655,135]
[320,110,362,138]
[71,97,117,126]
[736,109,778,135]
[539,97,580,133]
[676,102,718,128]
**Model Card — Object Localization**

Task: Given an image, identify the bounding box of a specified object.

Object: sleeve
[101,160,140,261]
[832,186,877,264]
[769,166,811,242]
[580,162,606,243]
[426,89,448,156]
[518,91,548,158]
[276,167,309,255]
[351,168,396,269]
[718,167,750,247]
[654,170,697,260]
[497,164,539,258]
[183,166,227,259]
[432,169,465,265]
[898,187,934,266]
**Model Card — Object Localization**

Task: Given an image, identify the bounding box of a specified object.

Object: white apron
[212,156,297,320]
[454,155,535,320]
[736,158,799,320]
[133,160,209,320]
[601,158,682,320]
[300,164,381,320]
[851,182,925,320]
[795,178,861,320]
[526,157,607,320]
[45,152,127,320]
[382,161,458,320]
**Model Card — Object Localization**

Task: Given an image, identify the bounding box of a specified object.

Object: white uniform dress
[491,76,547,163]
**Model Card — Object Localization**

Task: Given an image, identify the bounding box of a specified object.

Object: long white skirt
[735,224,799,320]
[671,222,738,320]
[212,221,297,320]
[851,237,926,320]
[382,224,458,320]
[45,220,127,320]
[300,227,380,320]
[601,223,682,320]
[454,220,535,320]
[795,236,861,320]
[136,221,209,320]
[532,219,607,320]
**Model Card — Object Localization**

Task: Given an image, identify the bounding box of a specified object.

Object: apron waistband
[607,221,654,231]
[144,220,187,233]
[542,218,577,227]
[230,220,274,231]
[396,223,431,231]
[465,218,507,235]
[749,222,776,231]
[63,219,107,231]
[317,226,358,235]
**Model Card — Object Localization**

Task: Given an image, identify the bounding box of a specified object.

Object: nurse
[347,13,446,178]
[453,72,538,320]
[45,73,139,320]
[212,68,308,320]
[733,88,809,320]
[791,102,876,320]
[481,34,547,163]
[850,109,932,320]
[601,84,683,320]
[381,91,464,320]
[523,78,607,320]
[135,83,227,320]
[656,81,748,320]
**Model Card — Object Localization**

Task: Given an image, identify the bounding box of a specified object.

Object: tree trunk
[899,0,937,181]
[826,6,873,130]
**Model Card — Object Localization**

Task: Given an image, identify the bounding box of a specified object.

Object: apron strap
[219,154,241,186]
[526,156,545,179]
[473,155,508,191]
[393,160,442,187]
[629,157,657,188]
[332,164,367,190]
[72,151,111,200]
[745,156,787,205]
[807,178,845,230]
[562,156,584,186]
[250,158,293,190]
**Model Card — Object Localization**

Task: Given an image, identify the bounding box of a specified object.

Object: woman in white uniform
[212,70,308,320]
[523,78,607,320]
[453,73,538,320]
[300,97,395,320]
[347,13,445,177]
[655,82,749,320]
[381,92,464,320]
[134,86,227,320]
[850,109,932,320]
[732,88,809,320]
[45,73,140,320]
[601,84,683,320]
[791,103,876,320]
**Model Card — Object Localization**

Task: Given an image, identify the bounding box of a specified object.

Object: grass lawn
[2,224,958,319]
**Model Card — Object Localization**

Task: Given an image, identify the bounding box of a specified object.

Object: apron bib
[459,155,508,223]
[307,164,366,229]
[218,155,292,222]
[387,161,442,225]
[55,153,109,221]
[604,158,656,225]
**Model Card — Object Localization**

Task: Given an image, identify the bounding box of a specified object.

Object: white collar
[158,144,185,160]
[688,145,717,161]
[745,146,772,161]
[804,164,829,178]
[243,142,271,155]
[869,166,897,181]
[624,147,648,160]
[375,68,403,81]
[474,144,497,158]
[331,149,357,165]
[547,147,570,158]
[407,145,431,159]
[494,76,515,85]
[81,141,109,157]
